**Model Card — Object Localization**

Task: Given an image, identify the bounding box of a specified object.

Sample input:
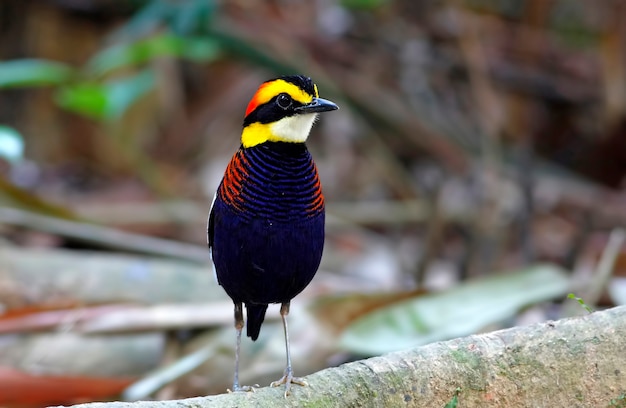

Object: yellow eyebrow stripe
[245,79,314,116]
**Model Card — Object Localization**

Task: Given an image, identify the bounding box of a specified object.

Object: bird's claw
[270,370,307,396]
[228,384,259,393]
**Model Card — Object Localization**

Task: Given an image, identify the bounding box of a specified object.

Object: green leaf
[0,126,25,163]
[340,264,570,355]
[341,0,389,10]
[567,293,593,313]
[171,0,217,35]
[444,395,458,408]
[0,59,74,88]
[110,0,217,40]
[110,0,173,41]
[55,83,108,120]
[180,37,221,61]
[443,388,461,408]
[105,69,156,120]
[56,69,156,121]
[88,34,220,76]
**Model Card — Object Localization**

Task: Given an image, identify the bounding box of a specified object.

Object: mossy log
[57,306,626,408]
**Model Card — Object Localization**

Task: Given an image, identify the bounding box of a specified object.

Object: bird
[207,75,338,396]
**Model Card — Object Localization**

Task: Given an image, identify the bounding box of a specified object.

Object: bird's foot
[227,383,259,393]
[270,369,307,397]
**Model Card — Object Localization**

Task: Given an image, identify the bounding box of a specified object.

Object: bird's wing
[207,192,218,281]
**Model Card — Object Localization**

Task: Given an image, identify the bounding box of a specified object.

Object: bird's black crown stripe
[242,75,316,127]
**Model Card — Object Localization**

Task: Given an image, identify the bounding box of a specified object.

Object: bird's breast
[217,143,324,222]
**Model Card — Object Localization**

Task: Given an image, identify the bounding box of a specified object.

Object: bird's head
[241,75,338,148]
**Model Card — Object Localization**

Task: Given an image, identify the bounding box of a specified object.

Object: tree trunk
[56,305,626,408]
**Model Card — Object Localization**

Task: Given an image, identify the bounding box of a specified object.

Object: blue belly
[211,197,324,305]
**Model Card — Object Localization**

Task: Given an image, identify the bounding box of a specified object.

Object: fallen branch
[56,305,626,407]
[0,207,209,263]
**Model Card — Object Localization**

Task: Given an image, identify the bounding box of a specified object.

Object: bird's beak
[295,97,339,114]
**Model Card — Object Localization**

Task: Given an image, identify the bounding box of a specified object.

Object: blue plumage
[207,75,337,394]
[209,142,324,340]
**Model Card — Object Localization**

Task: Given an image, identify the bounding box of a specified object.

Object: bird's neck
[246,141,309,156]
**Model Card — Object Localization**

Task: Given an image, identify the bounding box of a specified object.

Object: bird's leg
[270,302,307,396]
[228,303,257,393]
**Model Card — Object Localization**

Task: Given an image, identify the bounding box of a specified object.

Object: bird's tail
[245,303,268,341]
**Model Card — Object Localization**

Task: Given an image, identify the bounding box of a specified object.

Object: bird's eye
[276,93,292,110]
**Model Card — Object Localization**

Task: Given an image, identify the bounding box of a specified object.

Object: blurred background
[1,0,625,405]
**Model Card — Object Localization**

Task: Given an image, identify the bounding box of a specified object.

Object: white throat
[270,113,318,143]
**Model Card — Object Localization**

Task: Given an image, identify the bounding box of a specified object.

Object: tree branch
[57,306,626,407]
